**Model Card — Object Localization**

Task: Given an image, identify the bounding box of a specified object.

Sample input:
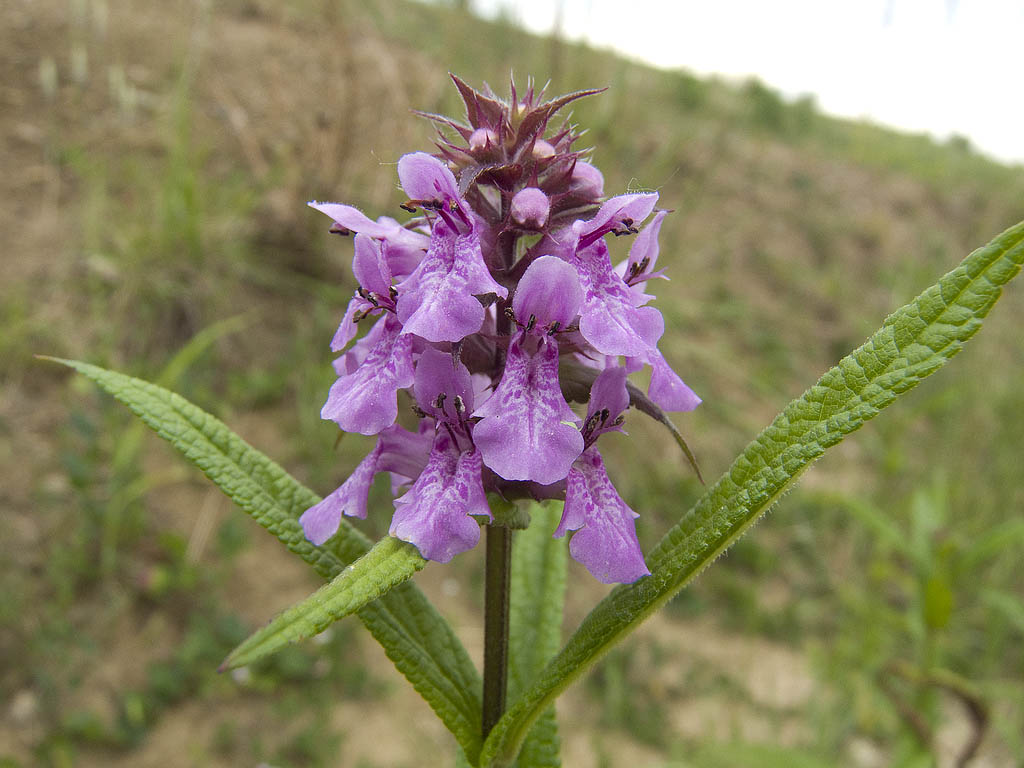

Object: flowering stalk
[300,73,702,740]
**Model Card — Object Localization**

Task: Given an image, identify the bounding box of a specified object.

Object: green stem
[482,523,512,740]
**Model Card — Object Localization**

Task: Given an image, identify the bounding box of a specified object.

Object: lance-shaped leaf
[482,220,1024,767]
[222,537,426,670]
[44,359,485,763]
[508,502,568,768]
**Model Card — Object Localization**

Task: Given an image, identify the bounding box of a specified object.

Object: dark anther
[504,307,518,322]
[600,408,610,424]
[329,225,352,236]
[389,286,399,301]
[411,404,428,418]
[352,308,371,322]
[453,395,466,415]
[611,415,625,427]
[637,256,650,273]
[526,314,537,333]
[400,202,418,213]
[621,217,634,228]
[366,292,379,307]
[548,321,561,336]
[583,412,602,437]
[433,393,447,411]
[357,286,369,301]
[627,225,639,234]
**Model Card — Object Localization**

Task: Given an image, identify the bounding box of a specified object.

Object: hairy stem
[482,523,512,739]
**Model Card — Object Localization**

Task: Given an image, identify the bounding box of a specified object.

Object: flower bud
[510,187,550,229]
[532,139,555,159]
[570,160,604,199]
[469,127,498,151]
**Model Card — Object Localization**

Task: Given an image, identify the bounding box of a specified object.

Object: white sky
[473,0,1024,165]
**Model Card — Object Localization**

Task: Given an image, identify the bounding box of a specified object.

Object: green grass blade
[482,220,1024,767]
[46,359,484,762]
[508,503,568,767]
[222,537,426,670]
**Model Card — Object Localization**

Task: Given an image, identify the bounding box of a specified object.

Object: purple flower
[555,447,650,584]
[300,423,432,544]
[300,75,701,581]
[473,256,584,484]
[321,314,415,435]
[394,153,508,342]
[554,366,650,583]
[390,431,490,563]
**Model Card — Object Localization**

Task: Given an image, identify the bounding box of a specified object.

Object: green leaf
[223,536,426,670]
[508,502,567,768]
[46,359,484,762]
[482,219,1024,767]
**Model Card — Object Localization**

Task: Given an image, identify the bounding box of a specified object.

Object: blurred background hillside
[2,1,1023,766]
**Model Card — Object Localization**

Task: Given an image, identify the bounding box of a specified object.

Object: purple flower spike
[307,76,703,578]
[397,220,508,342]
[555,448,650,584]
[390,432,491,563]
[398,152,460,203]
[321,315,415,435]
[510,187,550,229]
[513,255,582,330]
[473,334,583,484]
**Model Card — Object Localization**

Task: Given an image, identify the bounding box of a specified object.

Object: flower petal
[389,433,490,563]
[573,240,665,356]
[330,295,366,353]
[585,364,630,437]
[322,314,415,435]
[396,221,508,342]
[513,254,583,330]
[413,346,474,419]
[473,334,583,484]
[626,210,669,276]
[300,442,383,543]
[573,192,658,240]
[643,347,702,412]
[352,234,392,298]
[554,448,650,584]
[397,152,460,202]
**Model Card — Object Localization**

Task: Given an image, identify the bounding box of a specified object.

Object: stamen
[547,321,561,336]
[389,286,399,301]
[526,314,537,333]
[453,395,466,416]
[400,202,418,213]
[329,225,352,236]
[600,408,610,424]
[433,393,447,411]
[411,404,429,418]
